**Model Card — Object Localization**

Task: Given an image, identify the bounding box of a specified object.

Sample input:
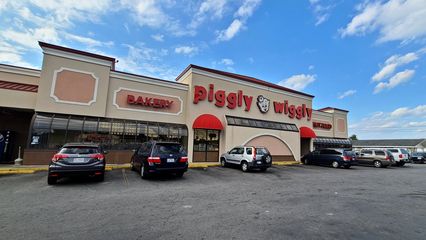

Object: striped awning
[314,138,352,145]
[0,80,38,92]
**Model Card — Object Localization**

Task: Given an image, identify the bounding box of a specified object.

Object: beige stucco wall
[0,66,39,110]
[35,54,111,117]
[312,109,348,139]
[184,71,313,162]
[105,76,188,124]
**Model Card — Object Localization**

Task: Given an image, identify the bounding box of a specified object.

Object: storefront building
[0,42,349,164]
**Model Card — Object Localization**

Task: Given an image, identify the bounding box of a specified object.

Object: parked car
[220,146,272,172]
[47,143,106,185]
[410,152,426,164]
[130,141,188,179]
[387,148,410,166]
[357,149,394,168]
[301,148,356,169]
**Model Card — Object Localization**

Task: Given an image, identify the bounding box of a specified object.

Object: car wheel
[47,176,57,185]
[175,171,184,178]
[303,158,309,165]
[241,161,249,172]
[220,158,227,167]
[373,160,382,168]
[140,164,149,179]
[332,161,340,168]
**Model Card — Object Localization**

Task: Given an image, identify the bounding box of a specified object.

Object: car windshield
[343,150,355,156]
[400,149,409,154]
[59,147,99,154]
[154,144,183,155]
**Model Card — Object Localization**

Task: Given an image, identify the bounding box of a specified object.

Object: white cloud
[65,33,114,47]
[219,58,234,65]
[308,65,315,70]
[309,0,335,26]
[1,27,60,49]
[216,0,261,42]
[0,42,36,68]
[349,104,426,138]
[190,0,227,29]
[174,46,198,56]
[151,34,164,42]
[372,52,419,82]
[373,69,415,94]
[340,0,426,43]
[278,74,316,91]
[338,89,357,99]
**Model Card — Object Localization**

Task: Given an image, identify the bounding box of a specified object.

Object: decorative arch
[242,133,296,161]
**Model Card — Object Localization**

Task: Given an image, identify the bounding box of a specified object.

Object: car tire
[140,164,149,179]
[241,161,249,172]
[373,160,382,168]
[332,161,340,168]
[47,176,57,185]
[220,158,227,167]
[175,171,184,178]
[303,158,309,165]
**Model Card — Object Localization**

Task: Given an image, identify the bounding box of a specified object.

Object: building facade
[0,42,349,164]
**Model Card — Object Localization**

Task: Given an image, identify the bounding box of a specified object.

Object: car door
[318,149,331,165]
[134,143,146,169]
[234,147,245,164]
[310,150,320,164]
[227,148,239,164]
[359,150,373,165]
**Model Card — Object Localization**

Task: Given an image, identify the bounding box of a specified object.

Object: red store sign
[127,94,173,109]
[313,122,332,130]
[193,84,312,121]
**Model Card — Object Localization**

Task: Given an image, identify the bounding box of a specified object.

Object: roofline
[0,63,41,72]
[39,42,116,69]
[176,64,315,98]
[318,107,349,113]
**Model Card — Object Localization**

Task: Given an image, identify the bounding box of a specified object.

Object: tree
[349,134,358,140]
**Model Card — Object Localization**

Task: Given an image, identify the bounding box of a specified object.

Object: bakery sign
[193,84,312,121]
[113,88,183,115]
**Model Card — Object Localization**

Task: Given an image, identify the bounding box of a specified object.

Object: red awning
[300,126,317,138]
[192,114,224,130]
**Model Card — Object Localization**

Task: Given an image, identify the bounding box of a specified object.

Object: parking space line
[122,169,129,187]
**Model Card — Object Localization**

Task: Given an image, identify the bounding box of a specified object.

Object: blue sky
[0,0,425,139]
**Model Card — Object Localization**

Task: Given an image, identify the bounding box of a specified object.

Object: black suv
[48,143,106,185]
[130,141,188,179]
[302,148,357,169]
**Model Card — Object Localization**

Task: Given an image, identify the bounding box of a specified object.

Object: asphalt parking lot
[1,164,425,240]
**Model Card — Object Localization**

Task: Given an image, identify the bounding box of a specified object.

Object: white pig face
[256,95,270,113]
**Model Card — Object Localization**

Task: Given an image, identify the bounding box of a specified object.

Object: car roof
[63,142,100,148]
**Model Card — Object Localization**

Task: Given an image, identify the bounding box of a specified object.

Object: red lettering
[193,86,207,104]
[227,93,237,109]
[127,95,135,104]
[288,105,295,118]
[306,108,312,121]
[215,90,226,107]
[238,90,243,107]
[296,106,303,119]
[243,95,253,111]
[274,101,284,113]
[208,84,214,102]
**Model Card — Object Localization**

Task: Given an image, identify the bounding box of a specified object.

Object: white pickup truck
[387,148,410,166]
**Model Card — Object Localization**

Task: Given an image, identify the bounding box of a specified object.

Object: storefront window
[67,116,84,143]
[48,115,69,149]
[29,113,188,150]
[30,114,52,149]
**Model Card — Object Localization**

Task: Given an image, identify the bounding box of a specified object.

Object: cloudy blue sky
[0,0,425,139]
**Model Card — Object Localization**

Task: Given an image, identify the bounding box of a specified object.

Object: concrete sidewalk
[0,161,301,175]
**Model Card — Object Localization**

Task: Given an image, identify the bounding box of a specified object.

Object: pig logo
[256,95,270,113]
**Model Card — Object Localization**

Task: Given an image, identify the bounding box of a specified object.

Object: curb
[189,163,221,168]
[273,162,302,166]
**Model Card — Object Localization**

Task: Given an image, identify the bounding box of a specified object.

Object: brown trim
[176,64,315,98]
[0,80,38,92]
[39,41,116,66]
[318,107,349,113]
[111,70,188,87]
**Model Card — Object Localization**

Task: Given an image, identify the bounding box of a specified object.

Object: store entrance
[193,129,220,162]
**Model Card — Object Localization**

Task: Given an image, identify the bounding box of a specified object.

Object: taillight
[51,154,69,162]
[399,154,403,158]
[90,153,105,161]
[147,157,161,164]
[343,155,351,161]
[253,147,256,160]
[179,156,188,163]
[385,156,390,161]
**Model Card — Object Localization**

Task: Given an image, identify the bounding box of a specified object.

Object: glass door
[193,129,220,162]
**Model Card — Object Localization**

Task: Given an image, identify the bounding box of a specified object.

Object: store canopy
[300,126,317,138]
[193,114,224,130]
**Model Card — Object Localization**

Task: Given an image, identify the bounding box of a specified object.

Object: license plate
[257,161,262,164]
[167,158,175,163]
[418,157,422,160]
[73,158,85,163]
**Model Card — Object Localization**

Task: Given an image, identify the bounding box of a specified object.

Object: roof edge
[176,64,315,98]
[318,107,349,113]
